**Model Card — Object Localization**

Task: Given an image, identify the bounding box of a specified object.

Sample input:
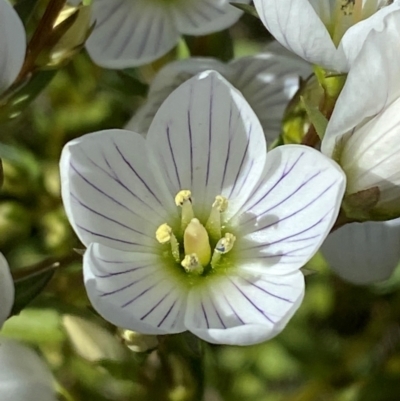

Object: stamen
[183,218,211,266]
[181,254,204,275]
[155,223,180,262]
[211,233,236,268]
[175,189,194,231]
[205,195,228,240]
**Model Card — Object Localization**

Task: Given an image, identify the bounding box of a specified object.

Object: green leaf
[230,3,260,18]
[11,262,58,316]
[300,96,328,140]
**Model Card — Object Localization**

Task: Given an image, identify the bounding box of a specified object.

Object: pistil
[183,218,211,266]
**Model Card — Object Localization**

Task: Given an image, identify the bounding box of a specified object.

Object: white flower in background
[0,337,57,401]
[322,10,400,220]
[126,43,311,143]
[61,71,345,345]
[0,254,14,328]
[0,0,26,95]
[321,219,400,284]
[253,0,400,72]
[75,0,250,69]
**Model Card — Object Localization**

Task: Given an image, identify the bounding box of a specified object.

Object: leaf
[230,3,260,18]
[10,261,58,316]
[301,96,328,140]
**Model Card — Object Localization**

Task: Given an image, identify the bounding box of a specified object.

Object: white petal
[126,58,227,135]
[147,70,266,222]
[321,219,400,284]
[0,0,26,93]
[84,243,187,334]
[253,0,347,71]
[185,269,304,345]
[171,0,250,36]
[0,338,57,401]
[85,0,179,68]
[60,129,176,252]
[0,253,13,328]
[322,9,400,156]
[340,1,400,68]
[228,51,311,143]
[335,96,400,217]
[234,145,346,275]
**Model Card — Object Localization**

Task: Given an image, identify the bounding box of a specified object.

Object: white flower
[60,71,346,345]
[0,337,57,401]
[0,0,26,94]
[0,254,14,328]
[77,0,250,69]
[126,44,311,143]
[253,0,400,72]
[322,11,400,219]
[321,219,400,284]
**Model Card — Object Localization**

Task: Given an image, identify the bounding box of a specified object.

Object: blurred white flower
[321,219,400,284]
[322,10,400,220]
[0,0,26,95]
[75,0,251,69]
[0,337,57,401]
[0,253,14,328]
[253,0,400,71]
[60,71,345,345]
[126,44,311,143]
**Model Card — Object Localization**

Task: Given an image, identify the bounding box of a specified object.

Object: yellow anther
[155,223,180,262]
[181,254,204,275]
[183,218,211,266]
[156,223,172,244]
[206,195,228,240]
[175,190,195,231]
[211,233,236,269]
[175,190,192,206]
[212,195,228,212]
[216,233,236,254]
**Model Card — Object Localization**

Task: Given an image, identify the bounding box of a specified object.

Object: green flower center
[156,190,236,278]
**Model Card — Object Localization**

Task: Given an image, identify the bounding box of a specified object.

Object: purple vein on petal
[242,278,294,303]
[140,289,172,321]
[202,0,225,15]
[95,264,151,279]
[73,154,159,223]
[76,224,154,248]
[228,279,275,324]
[244,152,305,215]
[99,271,155,297]
[188,86,194,186]
[258,243,315,259]
[136,12,155,59]
[220,102,234,192]
[228,125,252,198]
[209,297,227,329]
[222,292,245,324]
[205,75,214,187]
[166,126,182,188]
[113,142,163,206]
[121,277,166,308]
[70,192,153,240]
[157,299,177,327]
[201,302,210,329]
[256,170,323,218]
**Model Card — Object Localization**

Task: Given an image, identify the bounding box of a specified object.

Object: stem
[15,0,66,86]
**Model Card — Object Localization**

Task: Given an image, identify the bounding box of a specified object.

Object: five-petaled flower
[61,71,346,345]
[253,0,400,72]
[72,0,251,69]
